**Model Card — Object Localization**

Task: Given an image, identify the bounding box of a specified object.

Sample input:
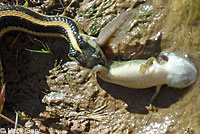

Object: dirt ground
[0,0,200,133]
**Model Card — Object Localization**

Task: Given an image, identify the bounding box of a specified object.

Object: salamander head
[159,52,198,88]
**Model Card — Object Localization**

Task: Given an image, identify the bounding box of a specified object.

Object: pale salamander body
[92,52,198,103]
[96,59,167,89]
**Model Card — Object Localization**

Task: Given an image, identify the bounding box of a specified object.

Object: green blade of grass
[25,48,52,54]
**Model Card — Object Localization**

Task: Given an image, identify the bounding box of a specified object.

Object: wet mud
[0,0,200,133]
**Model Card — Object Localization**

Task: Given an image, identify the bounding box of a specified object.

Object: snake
[0,5,107,68]
[0,5,198,106]
[0,5,108,113]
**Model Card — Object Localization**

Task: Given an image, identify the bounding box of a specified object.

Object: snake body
[0,5,198,104]
[0,5,107,68]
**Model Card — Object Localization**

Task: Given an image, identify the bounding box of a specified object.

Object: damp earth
[0,0,200,133]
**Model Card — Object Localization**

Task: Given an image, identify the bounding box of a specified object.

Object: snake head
[159,52,198,88]
[68,35,107,69]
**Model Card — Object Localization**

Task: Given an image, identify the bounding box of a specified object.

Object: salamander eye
[184,54,191,58]
[158,55,169,61]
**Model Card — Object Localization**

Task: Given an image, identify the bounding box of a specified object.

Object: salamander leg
[146,85,162,111]
[150,85,162,104]
[91,64,108,75]
[139,57,159,73]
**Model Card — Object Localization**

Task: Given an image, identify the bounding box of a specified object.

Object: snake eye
[92,52,101,59]
[158,55,169,62]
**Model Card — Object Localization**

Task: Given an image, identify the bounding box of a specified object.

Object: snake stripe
[0,7,81,53]
[0,5,107,68]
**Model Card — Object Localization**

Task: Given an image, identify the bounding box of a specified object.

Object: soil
[0,0,200,134]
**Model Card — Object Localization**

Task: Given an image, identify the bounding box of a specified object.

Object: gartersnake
[0,5,107,68]
[0,5,108,113]
[0,5,198,106]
